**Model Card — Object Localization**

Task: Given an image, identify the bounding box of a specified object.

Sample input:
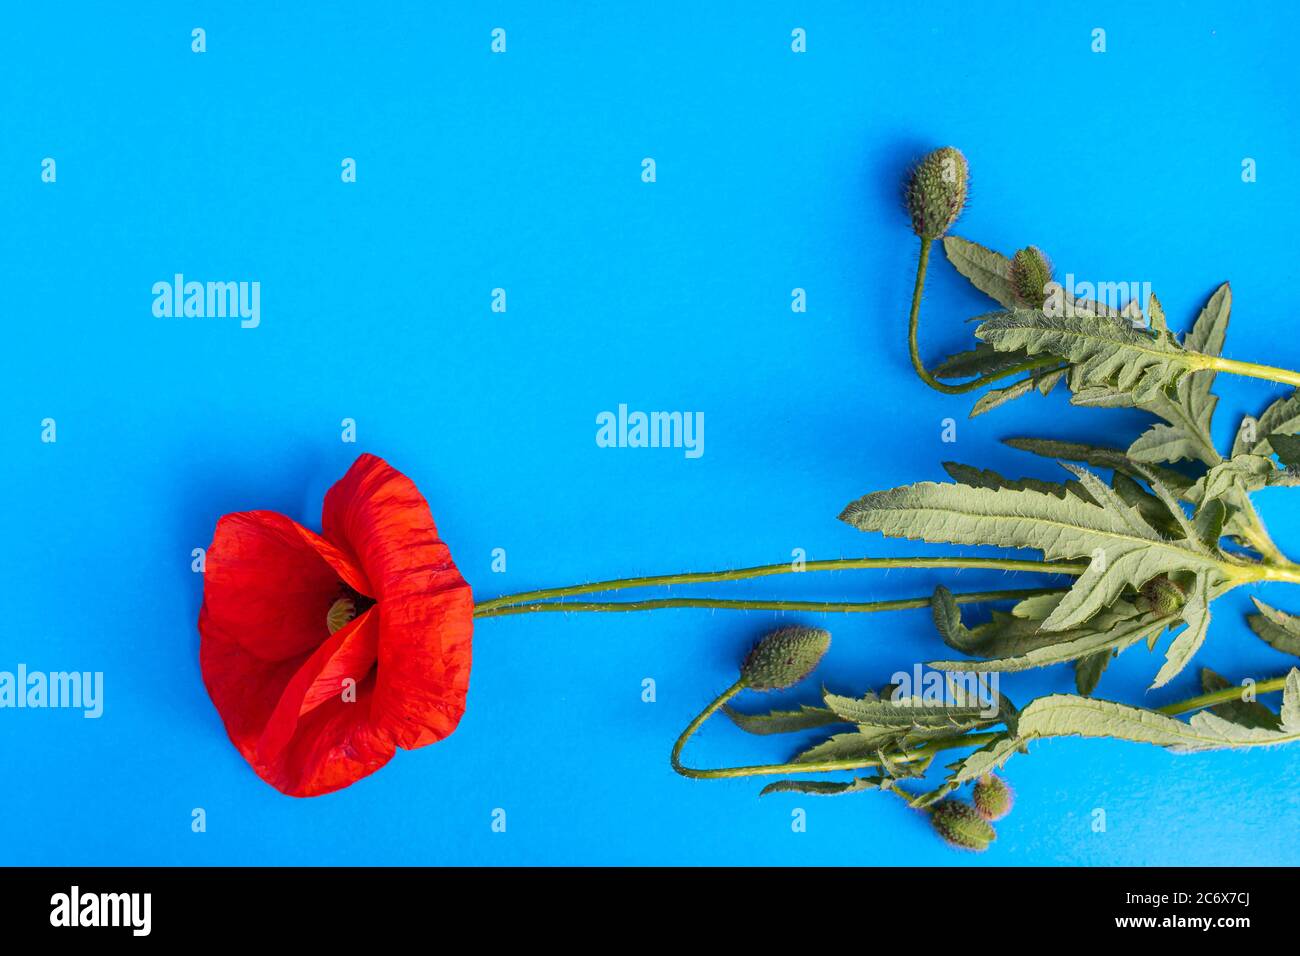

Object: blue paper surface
[3,1,1299,865]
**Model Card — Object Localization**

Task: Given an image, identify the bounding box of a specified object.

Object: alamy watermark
[0,665,103,718]
[1043,274,1151,325]
[595,404,704,459]
[152,274,260,329]
[889,664,1000,719]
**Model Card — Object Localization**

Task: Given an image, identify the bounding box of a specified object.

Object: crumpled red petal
[198,455,474,797]
[322,454,474,751]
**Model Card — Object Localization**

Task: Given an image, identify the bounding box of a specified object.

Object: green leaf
[1002,436,1194,497]
[1127,423,1212,466]
[1269,433,1300,469]
[821,690,992,730]
[950,736,1022,783]
[941,461,1089,500]
[930,605,1179,673]
[1173,284,1231,448]
[792,731,896,764]
[1112,472,1184,539]
[1282,670,1300,733]
[724,703,843,736]
[1151,573,1211,688]
[942,236,1017,308]
[1148,293,1168,334]
[975,309,1204,402]
[839,471,1225,631]
[759,776,884,797]
[1015,683,1300,751]
[933,343,1034,381]
[1075,651,1110,695]
[1192,498,1227,550]
[1233,392,1300,458]
[970,373,1041,417]
[1200,668,1281,731]
[1247,598,1300,657]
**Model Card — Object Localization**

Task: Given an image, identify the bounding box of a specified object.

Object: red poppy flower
[198,454,474,797]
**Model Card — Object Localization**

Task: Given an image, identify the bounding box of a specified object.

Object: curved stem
[1205,355,1300,389]
[907,235,1061,394]
[670,669,1297,782]
[474,587,1061,619]
[474,555,1085,613]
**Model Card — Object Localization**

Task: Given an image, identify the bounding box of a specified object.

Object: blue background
[3,1,1299,865]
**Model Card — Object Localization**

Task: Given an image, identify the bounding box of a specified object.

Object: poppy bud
[905,147,969,240]
[326,596,356,635]
[1009,246,1053,308]
[739,626,830,691]
[972,774,1014,821]
[1137,576,1186,616]
[929,798,997,851]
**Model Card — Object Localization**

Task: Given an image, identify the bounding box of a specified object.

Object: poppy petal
[322,454,474,751]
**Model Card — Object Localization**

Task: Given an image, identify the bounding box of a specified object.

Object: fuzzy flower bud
[972,774,1014,821]
[905,147,969,240]
[930,798,996,851]
[1009,246,1053,308]
[1137,576,1186,616]
[739,626,830,691]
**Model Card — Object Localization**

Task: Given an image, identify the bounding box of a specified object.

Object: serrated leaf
[792,730,896,764]
[821,690,992,730]
[1151,573,1211,688]
[941,461,1089,500]
[1269,434,1300,468]
[1148,293,1168,334]
[976,309,1207,402]
[759,776,884,797]
[970,374,1038,417]
[1128,423,1209,466]
[1201,668,1281,731]
[1233,392,1300,458]
[1075,651,1110,695]
[1192,497,1227,550]
[1003,436,1195,497]
[945,737,1022,789]
[1282,670,1300,732]
[724,703,843,736]
[933,343,1035,380]
[1247,598,1300,657]
[839,472,1225,632]
[942,236,1017,308]
[1015,684,1300,751]
[1112,472,1184,539]
[930,605,1178,673]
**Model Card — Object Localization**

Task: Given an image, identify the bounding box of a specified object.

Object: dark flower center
[326,584,375,635]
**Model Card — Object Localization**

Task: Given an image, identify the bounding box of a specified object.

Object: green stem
[474,555,1085,613]
[1156,673,1292,716]
[1205,354,1300,389]
[907,235,1061,394]
[475,587,1061,619]
[671,670,1296,782]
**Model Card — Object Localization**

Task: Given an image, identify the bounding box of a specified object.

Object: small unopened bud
[1136,576,1186,616]
[972,774,1014,821]
[1009,246,1053,308]
[905,146,969,240]
[930,799,996,851]
[739,626,830,691]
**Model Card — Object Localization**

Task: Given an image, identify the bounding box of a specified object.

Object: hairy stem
[1204,355,1300,389]
[474,587,1062,619]
[907,236,1061,394]
[473,556,1085,613]
[670,670,1295,781]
